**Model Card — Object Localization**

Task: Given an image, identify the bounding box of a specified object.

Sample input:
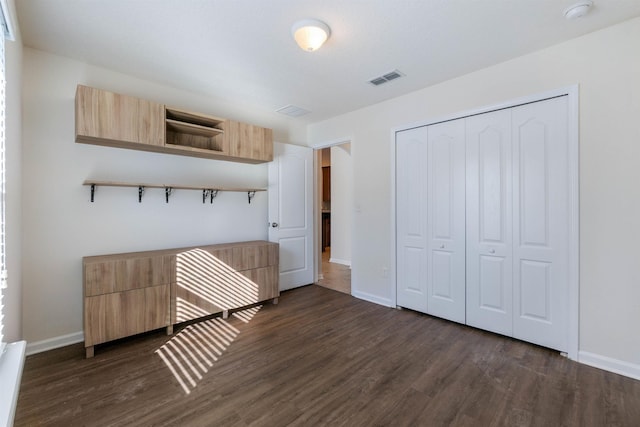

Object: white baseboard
[352,290,394,308]
[26,331,84,356]
[578,351,640,381]
[329,258,351,267]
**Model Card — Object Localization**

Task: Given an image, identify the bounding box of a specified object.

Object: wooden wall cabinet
[75,85,273,164]
[224,120,274,162]
[83,241,279,357]
[75,85,165,148]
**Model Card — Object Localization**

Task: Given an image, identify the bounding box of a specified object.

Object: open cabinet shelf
[165,108,227,154]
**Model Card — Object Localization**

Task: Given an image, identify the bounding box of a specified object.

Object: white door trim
[390,85,579,360]
[311,137,354,285]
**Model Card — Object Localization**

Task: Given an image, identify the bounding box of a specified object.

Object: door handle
[271,222,279,228]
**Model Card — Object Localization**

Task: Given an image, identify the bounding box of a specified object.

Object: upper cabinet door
[225,120,274,162]
[466,108,514,337]
[75,85,165,146]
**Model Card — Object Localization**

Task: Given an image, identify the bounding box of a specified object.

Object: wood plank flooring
[317,249,351,295]
[15,285,640,426]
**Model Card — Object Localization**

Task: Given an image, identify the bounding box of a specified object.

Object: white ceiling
[15,0,640,123]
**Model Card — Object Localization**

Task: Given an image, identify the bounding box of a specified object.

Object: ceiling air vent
[276,104,310,118]
[368,69,404,86]
[369,77,387,86]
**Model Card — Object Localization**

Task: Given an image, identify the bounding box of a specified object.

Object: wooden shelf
[165,119,224,138]
[165,108,224,128]
[83,180,265,203]
[165,107,227,153]
[164,143,225,156]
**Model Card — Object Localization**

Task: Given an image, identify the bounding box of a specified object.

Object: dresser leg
[272,297,279,305]
[85,346,94,359]
[222,309,229,319]
[166,325,173,335]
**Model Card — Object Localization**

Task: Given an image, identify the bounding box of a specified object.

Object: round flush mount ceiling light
[291,19,331,52]
[564,0,594,20]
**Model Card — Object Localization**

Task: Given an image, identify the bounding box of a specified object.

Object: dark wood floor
[15,285,640,426]
[317,248,351,295]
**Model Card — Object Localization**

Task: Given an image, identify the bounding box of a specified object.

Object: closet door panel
[396,127,429,313]
[426,120,466,323]
[466,109,513,336]
[479,255,508,312]
[512,96,569,351]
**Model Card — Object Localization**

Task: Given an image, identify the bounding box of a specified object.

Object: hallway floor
[317,248,351,295]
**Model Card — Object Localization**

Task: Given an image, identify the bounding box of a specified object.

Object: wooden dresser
[83,241,279,358]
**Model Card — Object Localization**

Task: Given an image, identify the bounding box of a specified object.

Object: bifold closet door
[396,121,466,323]
[511,97,569,351]
[465,96,570,352]
[396,126,429,313]
[426,120,466,323]
[466,109,514,336]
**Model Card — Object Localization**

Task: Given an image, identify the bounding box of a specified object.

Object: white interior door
[511,96,569,351]
[268,142,314,291]
[426,120,466,323]
[466,109,514,336]
[396,127,429,313]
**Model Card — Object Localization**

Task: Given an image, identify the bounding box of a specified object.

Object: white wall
[4,0,22,342]
[329,144,351,266]
[21,48,306,347]
[309,17,640,370]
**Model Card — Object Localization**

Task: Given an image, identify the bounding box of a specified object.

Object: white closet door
[511,96,569,351]
[466,109,513,336]
[426,120,466,323]
[396,127,429,313]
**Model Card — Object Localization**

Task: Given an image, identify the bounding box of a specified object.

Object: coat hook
[248,191,256,204]
[210,189,219,204]
[203,189,210,204]
[90,184,96,202]
[138,186,145,203]
[165,187,173,203]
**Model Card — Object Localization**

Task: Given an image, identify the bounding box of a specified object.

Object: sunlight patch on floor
[155,305,262,394]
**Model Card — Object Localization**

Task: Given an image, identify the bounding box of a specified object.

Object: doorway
[315,143,352,294]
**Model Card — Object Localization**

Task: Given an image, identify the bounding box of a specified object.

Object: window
[0,0,14,355]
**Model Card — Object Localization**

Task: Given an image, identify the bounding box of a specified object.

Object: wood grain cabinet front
[83,254,172,358]
[171,242,279,324]
[83,241,279,357]
[224,120,274,162]
[75,85,273,163]
[75,85,165,147]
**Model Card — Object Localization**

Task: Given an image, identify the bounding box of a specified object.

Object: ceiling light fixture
[564,0,593,20]
[291,19,331,52]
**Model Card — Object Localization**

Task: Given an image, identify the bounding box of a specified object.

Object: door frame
[310,137,353,286]
[390,85,580,360]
